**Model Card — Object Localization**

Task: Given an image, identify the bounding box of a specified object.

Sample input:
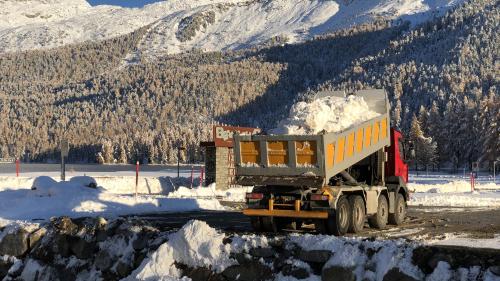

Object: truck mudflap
[242,199,329,219]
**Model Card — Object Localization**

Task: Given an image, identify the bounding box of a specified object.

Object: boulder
[382,268,419,281]
[490,266,500,276]
[28,227,47,249]
[222,260,272,281]
[51,217,78,236]
[95,250,113,271]
[115,260,133,278]
[249,247,275,258]
[0,257,14,279]
[69,237,96,259]
[185,267,213,281]
[322,266,355,281]
[282,264,310,279]
[298,249,332,264]
[0,227,30,257]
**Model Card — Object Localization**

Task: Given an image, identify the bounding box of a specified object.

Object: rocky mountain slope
[0,0,464,57]
[0,0,497,167]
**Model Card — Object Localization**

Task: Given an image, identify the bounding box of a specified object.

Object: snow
[0,0,465,57]
[270,95,379,135]
[125,220,235,281]
[0,176,225,223]
[426,233,500,250]
[168,183,250,202]
[408,181,500,208]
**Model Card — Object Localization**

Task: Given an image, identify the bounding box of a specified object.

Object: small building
[201,125,260,190]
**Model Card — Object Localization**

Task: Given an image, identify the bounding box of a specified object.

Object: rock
[134,251,147,268]
[322,266,355,281]
[54,234,71,257]
[249,247,275,258]
[69,237,96,259]
[0,227,30,257]
[427,253,453,271]
[115,260,132,278]
[95,250,113,271]
[7,259,23,278]
[186,267,213,281]
[28,227,47,249]
[0,257,14,279]
[282,264,310,279]
[298,249,332,264]
[490,266,500,276]
[222,260,272,281]
[230,252,252,265]
[52,217,78,235]
[132,232,154,251]
[382,268,419,281]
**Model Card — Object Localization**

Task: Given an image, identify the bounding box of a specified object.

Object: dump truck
[234,89,409,235]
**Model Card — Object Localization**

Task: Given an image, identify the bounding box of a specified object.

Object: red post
[135,161,139,197]
[200,167,205,187]
[470,173,475,192]
[15,159,20,177]
[190,165,194,188]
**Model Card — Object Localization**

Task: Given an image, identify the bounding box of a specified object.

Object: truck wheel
[368,195,388,229]
[389,193,406,225]
[327,196,350,236]
[250,217,263,232]
[348,195,365,233]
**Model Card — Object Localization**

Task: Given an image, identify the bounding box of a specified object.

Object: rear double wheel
[325,195,351,236]
[348,195,365,233]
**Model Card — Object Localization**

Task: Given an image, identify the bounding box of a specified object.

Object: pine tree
[410,115,437,170]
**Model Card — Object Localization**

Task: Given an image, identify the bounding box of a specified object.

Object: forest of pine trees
[0,0,498,171]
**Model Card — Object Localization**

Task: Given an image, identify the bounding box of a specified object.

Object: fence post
[199,167,204,187]
[190,165,194,188]
[470,173,474,192]
[135,161,139,198]
[15,159,20,177]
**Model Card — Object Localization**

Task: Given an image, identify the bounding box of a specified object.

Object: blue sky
[86,0,165,8]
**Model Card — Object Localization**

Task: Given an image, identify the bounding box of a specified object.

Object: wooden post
[15,159,19,177]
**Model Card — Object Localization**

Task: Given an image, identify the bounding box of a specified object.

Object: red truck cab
[386,128,409,183]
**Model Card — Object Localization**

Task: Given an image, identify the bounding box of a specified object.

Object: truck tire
[389,193,406,225]
[368,195,388,229]
[348,195,365,233]
[327,196,350,236]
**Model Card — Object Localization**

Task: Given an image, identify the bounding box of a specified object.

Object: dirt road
[131,206,500,241]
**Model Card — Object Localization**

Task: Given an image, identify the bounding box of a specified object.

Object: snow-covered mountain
[0,0,464,56]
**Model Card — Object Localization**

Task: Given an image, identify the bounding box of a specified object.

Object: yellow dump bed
[233,89,390,187]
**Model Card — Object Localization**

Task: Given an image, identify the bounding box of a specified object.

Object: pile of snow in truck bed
[271,95,380,135]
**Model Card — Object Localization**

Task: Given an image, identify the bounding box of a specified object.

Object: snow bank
[0,176,225,222]
[408,181,500,208]
[271,95,379,135]
[425,233,500,250]
[167,183,250,202]
[408,181,500,193]
[126,220,235,280]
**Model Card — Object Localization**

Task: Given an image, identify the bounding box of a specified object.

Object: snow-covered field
[0,0,465,57]
[407,173,500,208]
[0,175,248,225]
[0,171,498,225]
